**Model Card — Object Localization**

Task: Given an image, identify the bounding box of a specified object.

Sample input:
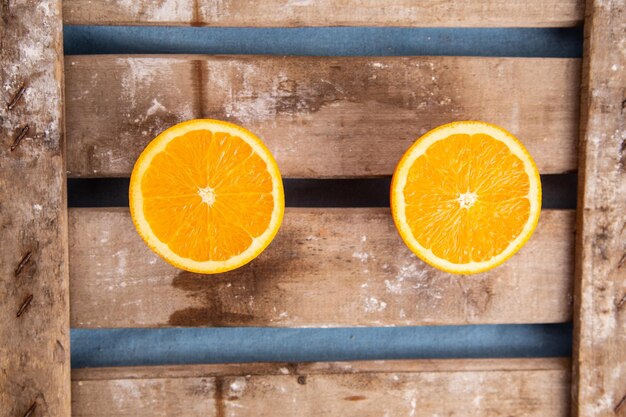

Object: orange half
[391,121,541,274]
[130,119,284,274]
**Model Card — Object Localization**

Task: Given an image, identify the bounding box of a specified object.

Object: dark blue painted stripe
[63,26,582,58]
[71,324,572,368]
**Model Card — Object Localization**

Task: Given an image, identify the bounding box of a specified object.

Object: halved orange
[391,121,541,274]
[130,119,284,274]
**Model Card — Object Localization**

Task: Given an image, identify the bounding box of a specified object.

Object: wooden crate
[1,1,623,416]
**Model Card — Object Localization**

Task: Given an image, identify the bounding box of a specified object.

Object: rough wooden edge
[571,0,626,416]
[0,1,70,416]
[72,358,570,381]
[62,0,583,27]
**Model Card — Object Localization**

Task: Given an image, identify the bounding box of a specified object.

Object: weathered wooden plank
[69,208,574,328]
[62,0,583,27]
[571,0,626,416]
[72,358,570,380]
[71,359,571,417]
[65,55,580,178]
[0,1,70,416]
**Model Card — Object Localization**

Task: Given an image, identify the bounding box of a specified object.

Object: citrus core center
[457,191,477,209]
[198,186,216,206]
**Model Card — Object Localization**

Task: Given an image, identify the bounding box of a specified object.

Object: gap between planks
[62,0,583,27]
[65,55,580,178]
[71,358,571,417]
[69,208,575,328]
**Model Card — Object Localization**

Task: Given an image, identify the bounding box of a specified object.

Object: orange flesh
[403,133,530,264]
[140,129,274,262]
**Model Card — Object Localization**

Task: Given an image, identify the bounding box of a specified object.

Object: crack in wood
[213,377,224,417]
[192,59,207,118]
[191,0,201,26]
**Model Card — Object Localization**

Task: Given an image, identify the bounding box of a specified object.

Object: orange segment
[130,119,284,274]
[391,121,541,274]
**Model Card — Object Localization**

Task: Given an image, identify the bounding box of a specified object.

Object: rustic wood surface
[72,358,569,380]
[62,0,583,27]
[0,1,70,416]
[65,55,580,178]
[71,358,571,417]
[69,208,574,328]
[572,0,626,416]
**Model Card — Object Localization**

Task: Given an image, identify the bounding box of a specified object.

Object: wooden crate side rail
[572,0,626,416]
[0,1,70,416]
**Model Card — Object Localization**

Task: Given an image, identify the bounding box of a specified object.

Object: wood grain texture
[72,358,570,380]
[65,55,580,178]
[571,0,626,416]
[71,359,571,417]
[69,208,574,328]
[62,0,584,27]
[0,1,70,416]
